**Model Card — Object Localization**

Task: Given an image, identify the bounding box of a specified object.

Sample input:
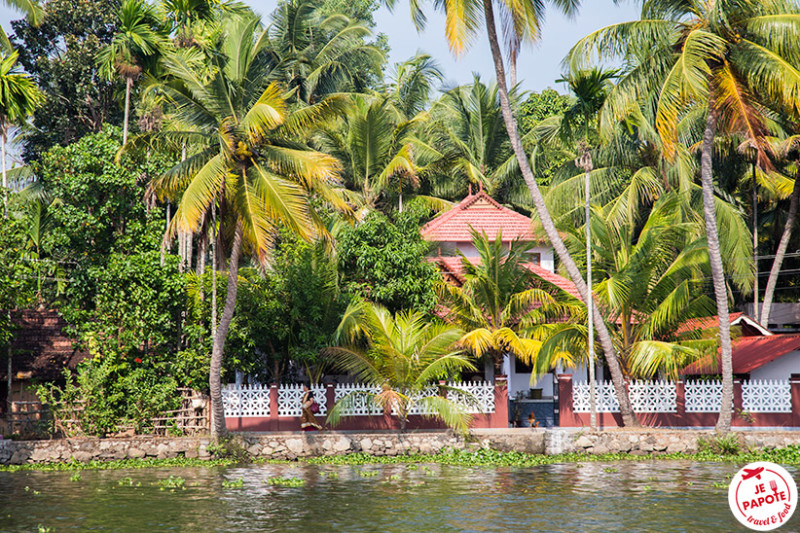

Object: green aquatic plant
[69,473,81,482]
[222,478,245,489]
[156,476,186,491]
[267,477,306,487]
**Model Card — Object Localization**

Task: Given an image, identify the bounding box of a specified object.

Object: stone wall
[2,429,799,465]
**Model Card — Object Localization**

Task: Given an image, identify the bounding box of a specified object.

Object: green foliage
[518,89,572,131]
[156,475,186,490]
[266,476,305,486]
[11,0,124,159]
[697,434,742,456]
[222,477,245,488]
[337,209,438,313]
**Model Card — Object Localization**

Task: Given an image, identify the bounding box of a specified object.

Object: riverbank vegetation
[5,443,800,473]
[1,0,800,438]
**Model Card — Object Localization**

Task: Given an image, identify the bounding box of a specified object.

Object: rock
[9,450,31,465]
[128,448,146,459]
[72,451,93,463]
[574,435,594,449]
[285,439,305,455]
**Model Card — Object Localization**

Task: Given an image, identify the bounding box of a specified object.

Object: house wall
[435,242,555,272]
[750,351,800,380]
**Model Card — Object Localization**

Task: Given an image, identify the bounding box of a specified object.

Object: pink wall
[557,374,800,428]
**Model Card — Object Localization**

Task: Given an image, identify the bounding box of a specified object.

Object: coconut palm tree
[327,299,477,432]
[385,0,639,426]
[438,229,574,376]
[760,135,800,328]
[151,15,349,438]
[314,93,445,215]
[98,0,166,145]
[427,77,520,201]
[0,0,44,52]
[568,0,800,432]
[386,53,443,120]
[0,50,41,219]
[266,0,385,103]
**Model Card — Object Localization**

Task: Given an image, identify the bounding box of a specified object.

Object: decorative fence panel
[685,380,723,413]
[742,380,791,413]
[222,384,270,417]
[573,380,620,413]
[277,384,327,417]
[448,381,496,414]
[333,383,383,416]
[628,380,677,412]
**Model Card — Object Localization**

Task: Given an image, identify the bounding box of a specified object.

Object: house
[420,189,584,426]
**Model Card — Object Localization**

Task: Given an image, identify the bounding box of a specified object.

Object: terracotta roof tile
[676,312,744,335]
[421,191,547,244]
[682,334,800,375]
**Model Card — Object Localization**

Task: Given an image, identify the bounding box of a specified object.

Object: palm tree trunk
[2,128,7,220]
[210,218,243,438]
[761,175,800,328]
[123,77,132,145]
[509,49,518,88]
[700,104,733,433]
[481,0,638,427]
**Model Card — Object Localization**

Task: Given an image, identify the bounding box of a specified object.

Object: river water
[2,461,799,532]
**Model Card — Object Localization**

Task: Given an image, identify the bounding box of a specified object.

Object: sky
[0,0,641,93]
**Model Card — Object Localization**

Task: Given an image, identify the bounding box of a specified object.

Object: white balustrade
[628,380,677,413]
[448,381,496,414]
[222,381,497,418]
[222,384,271,417]
[278,384,327,417]
[573,380,620,412]
[742,379,791,413]
[334,383,383,416]
[684,380,723,413]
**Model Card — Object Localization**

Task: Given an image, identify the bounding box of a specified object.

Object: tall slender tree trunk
[123,77,132,145]
[577,148,598,430]
[2,128,7,219]
[700,104,733,433]
[481,0,638,426]
[761,175,800,328]
[752,173,759,323]
[210,218,243,438]
[509,49,518,88]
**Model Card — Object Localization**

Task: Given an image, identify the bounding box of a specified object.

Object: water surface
[2,461,799,532]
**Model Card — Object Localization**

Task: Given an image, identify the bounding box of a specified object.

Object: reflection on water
[2,461,799,532]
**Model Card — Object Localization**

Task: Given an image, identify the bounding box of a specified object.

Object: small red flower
[134,358,142,363]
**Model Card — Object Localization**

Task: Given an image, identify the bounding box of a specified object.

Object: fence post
[326,384,335,415]
[791,374,800,427]
[558,374,573,427]
[733,378,743,426]
[676,379,685,425]
[269,384,279,430]
[494,376,509,428]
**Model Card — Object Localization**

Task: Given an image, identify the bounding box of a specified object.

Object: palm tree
[151,15,348,438]
[97,0,166,145]
[0,50,41,219]
[569,0,800,432]
[427,77,521,201]
[386,0,640,426]
[760,135,800,328]
[314,93,444,215]
[266,0,385,103]
[327,299,477,432]
[386,53,443,120]
[0,0,44,52]
[438,229,573,376]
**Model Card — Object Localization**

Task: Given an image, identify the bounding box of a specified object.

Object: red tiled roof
[433,256,581,299]
[421,191,547,244]
[676,312,744,335]
[682,334,800,375]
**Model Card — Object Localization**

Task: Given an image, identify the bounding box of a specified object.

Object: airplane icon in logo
[742,467,765,481]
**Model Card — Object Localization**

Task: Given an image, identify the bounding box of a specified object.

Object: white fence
[223,381,496,418]
[572,379,792,414]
